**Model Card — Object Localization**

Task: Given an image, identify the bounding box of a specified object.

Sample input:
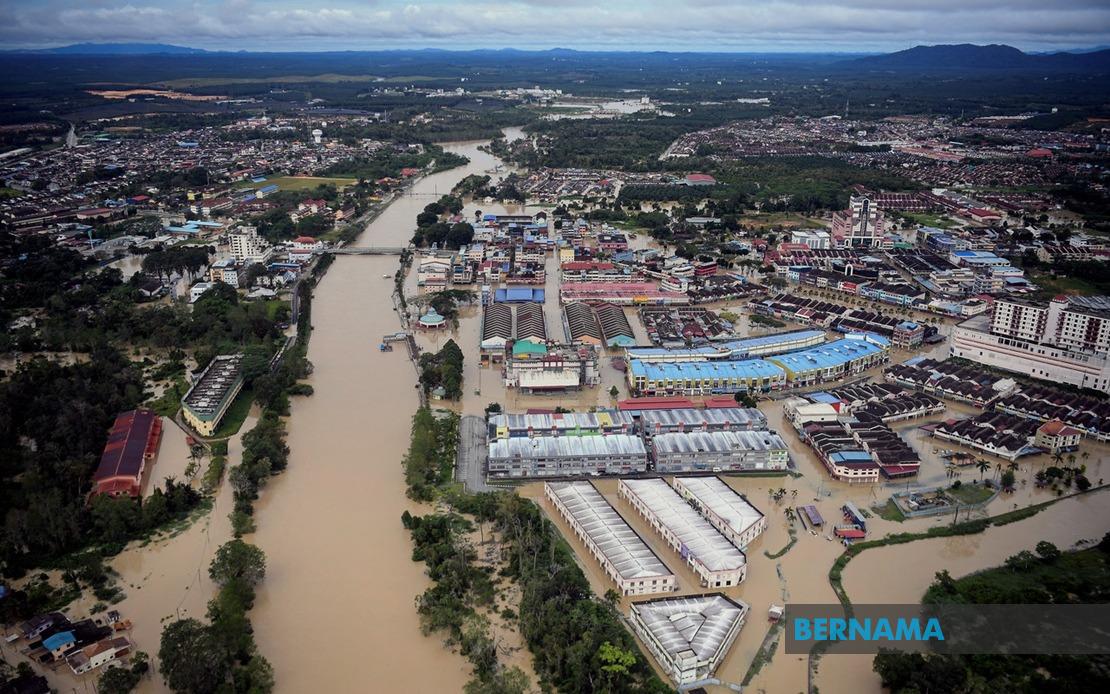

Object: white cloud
[0,1,1107,51]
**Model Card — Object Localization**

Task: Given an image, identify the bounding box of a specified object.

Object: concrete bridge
[317,247,407,256]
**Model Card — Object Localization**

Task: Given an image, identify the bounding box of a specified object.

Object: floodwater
[817,488,1110,694]
[142,419,193,498]
[249,130,534,693]
[15,412,257,694]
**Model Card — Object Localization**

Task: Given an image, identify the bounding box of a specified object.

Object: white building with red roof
[1034,419,1082,454]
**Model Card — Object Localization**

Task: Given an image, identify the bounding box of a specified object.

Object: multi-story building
[487,434,646,478]
[544,481,676,596]
[629,593,747,686]
[228,225,272,265]
[790,229,832,249]
[618,478,748,588]
[181,354,245,436]
[628,358,787,396]
[503,343,600,393]
[831,196,886,248]
[952,296,1110,393]
[417,255,451,287]
[671,476,767,550]
[650,430,789,473]
[208,258,241,288]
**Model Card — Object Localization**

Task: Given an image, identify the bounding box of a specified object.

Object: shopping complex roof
[489,434,646,460]
[652,430,787,456]
[673,477,765,543]
[621,478,746,573]
[546,482,673,582]
[618,407,767,430]
[767,335,886,375]
[716,329,826,354]
[629,359,786,383]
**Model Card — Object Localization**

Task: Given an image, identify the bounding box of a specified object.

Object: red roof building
[92,410,163,499]
[703,396,742,410]
[1026,147,1054,158]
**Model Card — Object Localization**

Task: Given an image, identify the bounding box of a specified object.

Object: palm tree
[1052,451,1065,468]
[976,458,990,481]
[1081,450,1090,466]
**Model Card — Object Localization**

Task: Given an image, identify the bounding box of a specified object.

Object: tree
[1000,470,1015,489]
[609,385,619,398]
[159,618,231,694]
[98,666,141,694]
[734,391,757,407]
[975,458,990,481]
[597,640,637,677]
[209,539,267,588]
[1035,541,1061,563]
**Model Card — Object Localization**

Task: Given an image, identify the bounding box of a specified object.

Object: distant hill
[848,43,1110,72]
[8,43,210,55]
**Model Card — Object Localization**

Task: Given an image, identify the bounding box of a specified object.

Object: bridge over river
[317,247,407,255]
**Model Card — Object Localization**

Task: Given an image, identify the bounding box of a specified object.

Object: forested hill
[848,43,1110,72]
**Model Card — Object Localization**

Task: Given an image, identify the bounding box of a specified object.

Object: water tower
[311,128,323,144]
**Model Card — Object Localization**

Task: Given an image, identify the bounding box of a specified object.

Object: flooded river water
[249,131,531,693]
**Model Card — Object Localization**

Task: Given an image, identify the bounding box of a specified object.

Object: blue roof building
[495,287,545,303]
[627,329,825,364]
[628,359,786,395]
[766,334,889,385]
[43,631,76,652]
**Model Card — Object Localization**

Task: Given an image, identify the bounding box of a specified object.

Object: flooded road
[250,132,530,693]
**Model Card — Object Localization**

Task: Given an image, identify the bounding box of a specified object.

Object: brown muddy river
[249,130,533,693]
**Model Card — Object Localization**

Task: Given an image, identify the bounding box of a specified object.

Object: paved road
[457,415,493,492]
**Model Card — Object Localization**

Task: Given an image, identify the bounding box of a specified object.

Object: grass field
[262,299,291,322]
[0,187,22,199]
[947,482,995,505]
[900,212,958,229]
[211,388,255,439]
[1032,273,1101,296]
[238,175,358,193]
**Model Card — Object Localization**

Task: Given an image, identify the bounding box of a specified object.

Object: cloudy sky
[0,0,1107,52]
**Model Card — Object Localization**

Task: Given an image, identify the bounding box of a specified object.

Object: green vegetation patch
[238,175,358,193]
[210,387,255,439]
[945,483,995,506]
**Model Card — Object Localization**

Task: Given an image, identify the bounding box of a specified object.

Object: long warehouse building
[618,478,748,588]
[545,482,676,596]
[182,354,244,437]
[672,476,767,550]
[487,406,767,439]
[626,329,827,363]
[487,434,647,478]
[651,430,790,473]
